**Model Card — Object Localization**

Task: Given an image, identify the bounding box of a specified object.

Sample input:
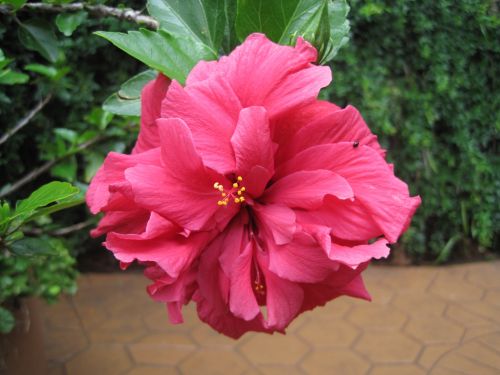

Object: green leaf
[235,0,350,63]
[147,0,225,53]
[18,19,61,63]
[54,128,78,144]
[0,69,29,85]
[15,181,79,220]
[222,0,238,53]
[103,70,156,116]
[95,29,216,84]
[9,237,56,256]
[50,156,77,181]
[84,152,104,183]
[3,0,27,10]
[24,63,58,78]
[55,11,88,37]
[319,0,350,63]
[0,307,15,334]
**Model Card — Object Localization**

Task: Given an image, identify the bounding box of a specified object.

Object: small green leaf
[95,29,216,84]
[54,128,78,144]
[0,69,29,85]
[147,0,225,53]
[0,307,15,334]
[50,156,77,181]
[9,237,56,256]
[3,0,27,10]
[103,70,156,116]
[55,11,88,37]
[319,0,350,63]
[24,63,58,78]
[15,181,79,220]
[84,152,104,183]
[18,19,61,63]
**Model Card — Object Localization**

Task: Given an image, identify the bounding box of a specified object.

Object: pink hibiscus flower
[87,33,421,338]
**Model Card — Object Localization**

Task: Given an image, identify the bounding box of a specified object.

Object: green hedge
[326,0,499,261]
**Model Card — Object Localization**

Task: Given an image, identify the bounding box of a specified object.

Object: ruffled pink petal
[213,33,331,117]
[86,149,161,214]
[257,251,303,330]
[278,143,421,242]
[263,169,353,209]
[231,106,274,179]
[229,241,260,321]
[267,232,337,283]
[161,78,241,174]
[329,238,390,268]
[133,73,170,154]
[105,229,215,278]
[125,119,227,231]
[244,165,273,198]
[186,60,219,85]
[286,105,385,160]
[253,204,296,245]
[299,263,370,313]
[295,196,382,242]
[91,208,149,238]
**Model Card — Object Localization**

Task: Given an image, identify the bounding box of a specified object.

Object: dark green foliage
[326,0,499,261]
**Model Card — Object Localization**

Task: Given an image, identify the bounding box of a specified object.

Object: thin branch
[0,94,52,146]
[0,2,159,29]
[0,135,107,199]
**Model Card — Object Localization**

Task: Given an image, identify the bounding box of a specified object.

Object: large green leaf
[235,0,349,62]
[15,181,79,219]
[55,11,88,37]
[10,237,56,256]
[0,69,29,85]
[147,0,226,53]
[103,70,156,116]
[18,19,60,63]
[95,29,216,84]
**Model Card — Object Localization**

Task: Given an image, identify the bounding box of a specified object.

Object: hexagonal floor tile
[239,334,308,366]
[128,333,196,366]
[300,349,369,374]
[392,293,447,318]
[347,304,407,331]
[65,343,131,375]
[405,316,464,345]
[355,331,421,363]
[298,318,359,348]
[179,349,250,374]
[371,364,425,375]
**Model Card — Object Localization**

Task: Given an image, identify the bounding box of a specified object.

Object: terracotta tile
[477,331,500,351]
[433,350,499,375]
[445,304,489,327]
[128,333,196,365]
[348,304,407,331]
[179,349,250,375]
[456,300,500,324]
[431,272,484,302]
[256,365,304,375]
[312,297,352,320]
[484,289,500,307]
[126,366,179,375]
[370,364,425,375]
[405,316,464,344]
[191,324,238,349]
[455,340,500,370]
[418,344,457,369]
[392,293,447,318]
[355,331,421,363]
[44,328,87,362]
[300,349,369,374]
[143,304,199,332]
[298,318,359,348]
[65,343,131,375]
[466,262,500,289]
[285,312,309,333]
[462,325,500,341]
[382,267,438,293]
[88,316,147,343]
[239,334,308,366]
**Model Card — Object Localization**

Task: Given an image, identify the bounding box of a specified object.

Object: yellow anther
[218,185,224,192]
[237,176,243,182]
[240,187,246,192]
[213,182,219,189]
[240,196,245,202]
[234,198,240,204]
[237,190,242,196]
[232,182,239,188]
[217,201,223,206]
[221,192,226,197]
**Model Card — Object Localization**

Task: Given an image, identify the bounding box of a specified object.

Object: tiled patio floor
[42,261,500,375]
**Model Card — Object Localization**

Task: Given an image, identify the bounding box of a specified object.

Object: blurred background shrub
[326,0,499,262]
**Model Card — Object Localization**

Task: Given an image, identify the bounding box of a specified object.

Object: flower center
[213,176,247,206]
